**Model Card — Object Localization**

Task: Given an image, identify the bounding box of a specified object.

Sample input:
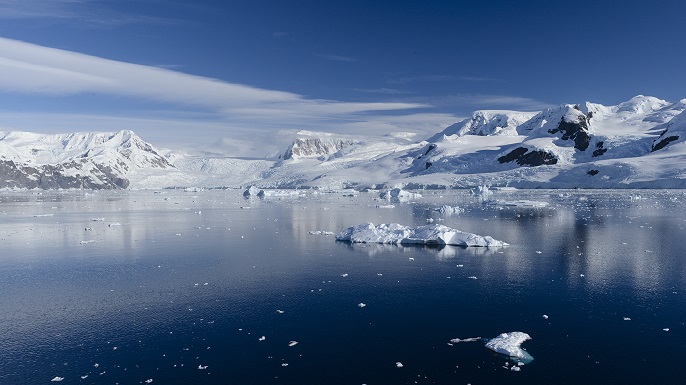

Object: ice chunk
[51,377,64,382]
[243,186,262,197]
[433,205,464,216]
[288,341,298,347]
[335,223,508,247]
[471,185,491,196]
[449,337,482,343]
[395,362,403,368]
[379,188,422,201]
[484,332,533,361]
[308,230,334,235]
[358,303,366,308]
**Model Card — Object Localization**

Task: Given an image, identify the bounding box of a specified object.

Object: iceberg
[335,223,508,247]
[484,332,533,361]
[379,188,422,201]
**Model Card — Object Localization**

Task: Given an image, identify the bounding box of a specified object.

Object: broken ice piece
[484,332,533,361]
[358,303,366,308]
[395,362,403,368]
[288,341,298,347]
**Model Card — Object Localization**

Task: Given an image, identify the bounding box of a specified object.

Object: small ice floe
[395,362,404,368]
[623,317,631,321]
[379,188,422,202]
[308,230,335,236]
[376,204,395,209]
[258,336,266,341]
[108,222,121,227]
[358,303,366,308]
[542,315,549,319]
[467,276,477,279]
[663,328,670,332]
[51,377,64,382]
[335,223,508,247]
[91,218,105,221]
[484,200,549,208]
[145,379,153,384]
[80,375,88,379]
[198,365,208,370]
[281,363,289,367]
[449,337,482,344]
[80,240,96,245]
[288,341,298,347]
[276,310,285,314]
[484,332,533,361]
[408,257,414,261]
[341,273,349,277]
[433,205,464,216]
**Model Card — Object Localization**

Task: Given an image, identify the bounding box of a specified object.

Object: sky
[0,0,685,157]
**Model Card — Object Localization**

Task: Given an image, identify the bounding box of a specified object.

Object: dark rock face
[498,147,558,166]
[548,115,591,151]
[587,169,599,176]
[0,160,129,189]
[652,134,679,152]
[592,141,607,157]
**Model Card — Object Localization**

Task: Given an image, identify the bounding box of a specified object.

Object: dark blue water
[1,189,685,384]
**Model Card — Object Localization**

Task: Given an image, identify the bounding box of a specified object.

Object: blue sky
[0,0,684,157]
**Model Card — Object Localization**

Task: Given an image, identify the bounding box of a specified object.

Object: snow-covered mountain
[0,130,174,189]
[4,95,686,190]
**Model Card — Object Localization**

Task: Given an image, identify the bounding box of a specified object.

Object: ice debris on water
[484,332,533,361]
[259,336,266,341]
[395,362,404,368]
[51,377,64,382]
[198,365,208,370]
[379,188,422,201]
[542,314,549,319]
[449,337,482,344]
[288,341,298,347]
[358,303,366,308]
[308,230,335,235]
[335,223,508,247]
[434,205,464,216]
[484,200,549,207]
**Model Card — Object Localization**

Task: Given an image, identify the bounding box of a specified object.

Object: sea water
[0,189,685,384]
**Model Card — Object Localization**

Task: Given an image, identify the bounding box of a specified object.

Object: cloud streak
[0,37,446,157]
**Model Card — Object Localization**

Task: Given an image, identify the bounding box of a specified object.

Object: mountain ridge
[3,95,686,190]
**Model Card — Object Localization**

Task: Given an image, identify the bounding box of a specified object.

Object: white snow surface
[484,332,533,360]
[7,95,686,190]
[335,223,508,247]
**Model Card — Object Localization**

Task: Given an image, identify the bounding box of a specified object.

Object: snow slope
[4,95,686,190]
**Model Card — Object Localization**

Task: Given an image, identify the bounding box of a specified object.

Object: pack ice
[335,223,508,247]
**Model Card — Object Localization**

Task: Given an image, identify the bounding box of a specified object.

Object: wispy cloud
[0,0,180,27]
[0,37,444,157]
[354,88,412,95]
[445,94,557,111]
[387,74,498,85]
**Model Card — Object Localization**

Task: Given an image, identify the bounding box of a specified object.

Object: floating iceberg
[243,186,263,197]
[434,205,464,216]
[379,188,422,201]
[484,332,533,361]
[335,223,508,247]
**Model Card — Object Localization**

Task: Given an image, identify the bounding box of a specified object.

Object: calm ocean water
[1,189,685,384]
